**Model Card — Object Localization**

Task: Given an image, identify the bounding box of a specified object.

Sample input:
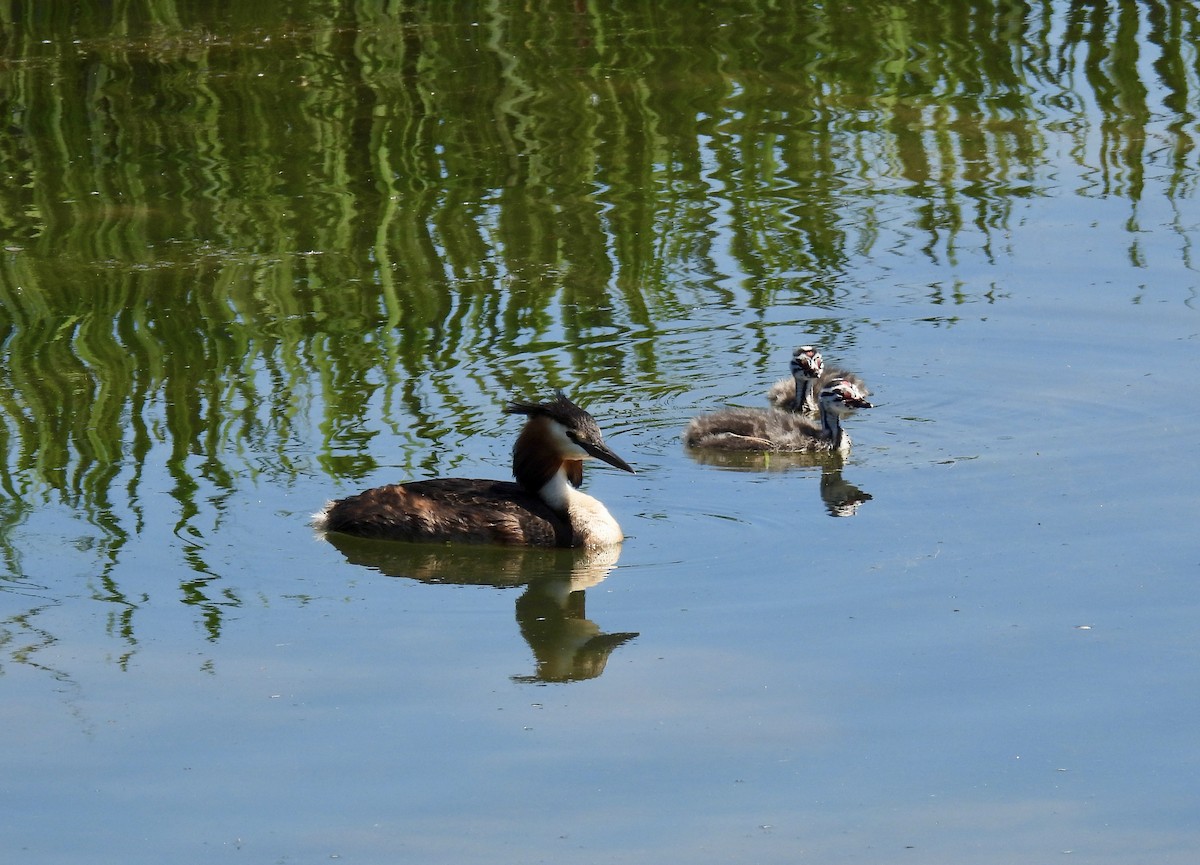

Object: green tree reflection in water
[0,0,1196,648]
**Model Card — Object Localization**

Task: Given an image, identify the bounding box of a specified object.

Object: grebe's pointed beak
[579,439,635,474]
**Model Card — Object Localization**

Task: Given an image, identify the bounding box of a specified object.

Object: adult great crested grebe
[314,392,634,548]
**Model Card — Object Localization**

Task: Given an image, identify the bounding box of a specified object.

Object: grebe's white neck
[538,467,624,547]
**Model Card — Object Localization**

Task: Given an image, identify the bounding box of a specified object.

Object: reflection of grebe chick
[686,379,874,453]
[767,345,825,412]
[820,466,874,517]
[314,392,634,548]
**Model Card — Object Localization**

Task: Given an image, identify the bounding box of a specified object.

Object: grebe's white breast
[533,465,623,547]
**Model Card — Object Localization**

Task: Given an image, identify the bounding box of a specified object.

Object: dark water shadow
[323,535,637,684]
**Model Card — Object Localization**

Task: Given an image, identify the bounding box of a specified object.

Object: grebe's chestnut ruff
[314,392,634,548]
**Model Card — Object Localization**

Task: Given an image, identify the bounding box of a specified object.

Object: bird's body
[317,478,582,546]
[686,378,873,453]
[314,393,634,548]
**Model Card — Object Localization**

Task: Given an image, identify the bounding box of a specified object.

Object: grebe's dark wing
[318,479,574,546]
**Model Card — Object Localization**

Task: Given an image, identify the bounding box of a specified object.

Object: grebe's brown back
[314,392,634,548]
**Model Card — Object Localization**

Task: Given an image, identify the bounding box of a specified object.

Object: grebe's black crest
[314,391,634,549]
[506,390,595,427]
[507,391,634,493]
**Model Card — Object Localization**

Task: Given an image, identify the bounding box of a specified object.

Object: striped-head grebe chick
[313,392,635,548]
[686,378,873,453]
[767,345,825,412]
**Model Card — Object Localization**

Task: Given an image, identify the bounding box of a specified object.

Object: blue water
[3,5,1200,864]
[11,190,1196,863]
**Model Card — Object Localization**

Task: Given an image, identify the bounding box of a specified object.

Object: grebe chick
[313,392,635,548]
[767,345,825,412]
[686,378,873,453]
[767,345,871,413]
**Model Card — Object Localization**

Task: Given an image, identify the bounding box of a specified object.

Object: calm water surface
[2,2,1198,863]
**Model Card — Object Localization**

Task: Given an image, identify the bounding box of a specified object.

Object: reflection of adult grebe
[767,345,871,414]
[323,537,637,684]
[685,378,873,453]
[314,392,634,548]
[513,557,639,683]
